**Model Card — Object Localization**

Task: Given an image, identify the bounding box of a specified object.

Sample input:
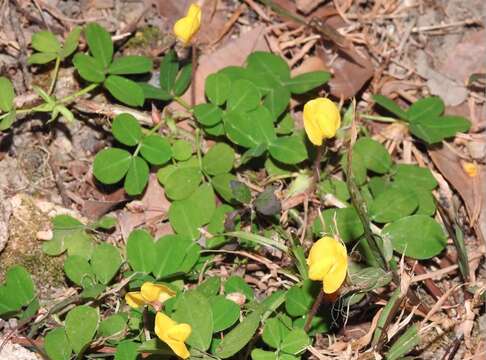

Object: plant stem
[48,56,61,95]
[60,83,99,104]
[359,113,397,123]
[313,144,323,183]
[173,95,191,111]
[304,289,324,332]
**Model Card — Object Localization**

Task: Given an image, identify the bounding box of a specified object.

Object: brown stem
[313,145,323,184]
[304,289,325,332]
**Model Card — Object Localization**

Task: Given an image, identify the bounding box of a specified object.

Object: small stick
[304,289,325,332]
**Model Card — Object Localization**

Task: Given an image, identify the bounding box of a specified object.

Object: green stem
[60,83,99,104]
[359,113,397,123]
[173,96,192,111]
[48,56,61,95]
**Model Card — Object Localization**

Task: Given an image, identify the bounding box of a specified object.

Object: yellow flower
[307,236,348,294]
[462,162,478,177]
[125,282,175,309]
[155,312,192,359]
[173,4,202,46]
[303,98,341,146]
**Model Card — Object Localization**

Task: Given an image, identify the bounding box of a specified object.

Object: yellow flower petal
[303,98,341,145]
[167,323,192,342]
[164,337,191,359]
[173,4,202,46]
[322,258,348,293]
[155,312,192,359]
[125,292,145,308]
[141,282,175,303]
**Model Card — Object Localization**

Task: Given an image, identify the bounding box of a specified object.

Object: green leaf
[44,327,71,360]
[341,151,367,186]
[349,267,392,292]
[98,313,127,338]
[202,143,235,175]
[251,349,277,360]
[227,79,261,113]
[84,23,113,68]
[198,277,221,297]
[268,136,307,165]
[92,216,117,230]
[369,188,418,223]
[114,341,139,360]
[383,215,447,259]
[112,113,142,146]
[225,275,254,300]
[255,187,281,216]
[194,103,223,127]
[42,215,92,258]
[104,75,144,107]
[407,96,444,123]
[31,31,61,53]
[319,179,350,202]
[230,181,252,204]
[409,115,470,144]
[225,231,288,252]
[65,305,99,354]
[73,53,106,83]
[264,85,290,120]
[353,137,392,174]
[393,164,437,190]
[207,205,233,234]
[108,56,153,75]
[138,83,172,101]
[140,135,172,165]
[162,166,202,200]
[173,63,192,96]
[60,26,81,59]
[212,173,237,202]
[172,140,193,161]
[152,234,191,278]
[93,148,131,184]
[262,316,291,349]
[285,71,330,94]
[285,282,315,317]
[224,109,275,148]
[372,94,408,120]
[0,266,36,315]
[209,295,240,332]
[168,199,200,239]
[386,324,420,360]
[173,290,213,351]
[312,207,364,243]
[280,329,310,354]
[91,243,122,284]
[159,50,179,92]
[64,255,94,287]
[27,52,58,65]
[189,183,216,225]
[127,229,156,274]
[214,311,261,359]
[205,72,231,105]
[0,111,15,131]
[276,113,294,135]
[246,51,290,88]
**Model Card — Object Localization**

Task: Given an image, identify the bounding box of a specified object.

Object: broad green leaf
[251,349,277,360]
[138,82,172,101]
[112,113,142,146]
[276,113,294,135]
[319,179,350,202]
[393,164,437,190]
[60,26,81,59]
[189,183,216,225]
[262,316,291,349]
[313,207,364,243]
[114,341,139,360]
[349,267,392,292]
[255,187,281,216]
[91,243,122,284]
[224,109,275,148]
[162,166,202,200]
[159,50,179,91]
[0,77,14,112]
[268,136,307,165]
[227,79,261,113]
[173,63,192,96]
[198,277,221,297]
[80,284,105,300]
[353,137,392,174]
[386,324,420,360]
[108,56,153,75]
[205,72,231,105]
[230,181,252,204]
[127,229,156,273]
[178,242,201,273]
[104,75,144,107]
[31,31,61,53]
[204,122,226,136]
[173,290,213,351]
[372,94,408,120]
[209,295,240,332]
[212,173,237,202]
[285,71,330,94]
[263,85,290,120]
[246,51,290,87]
[65,305,99,354]
[369,188,418,223]
[168,199,201,239]
[44,327,71,360]
[0,111,15,131]
[0,266,36,314]
[341,151,367,186]
[407,96,444,123]
[172,140,193,161]
[284,282,316,317]
[225,231,288,252]
[194,103,223,127]
[27,52,58,65]
[225,275,254,300]
[383,215,447,259]
[92,216,117,230]
[140,135,172,165]
[84,23,113,68]
[98,313,127,338]
[93,148,131,184]
[207,205,233,234]
[73,53,106,83]
[42,215,91,258]
[64,256,94,287]
[152,234,191,278]
[409,115,470,144]
[202,143,235,175]
[214,311,261,359]
[413,187,436,216]
[280,329,310,354]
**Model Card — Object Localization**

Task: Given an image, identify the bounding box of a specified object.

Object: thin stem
[304,289,325,332]
[173,96,192,111]
[359,113,397,123]
[60,83,99,104]
[48,56,61,95]
[313,144,324,183]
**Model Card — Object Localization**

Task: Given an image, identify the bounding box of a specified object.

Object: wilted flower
[462,162,478,177]
[155,312,192,359]
[307,236,348,294]
[303,98,341,146]
[125,282,175,309]
[173,4,202,46]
